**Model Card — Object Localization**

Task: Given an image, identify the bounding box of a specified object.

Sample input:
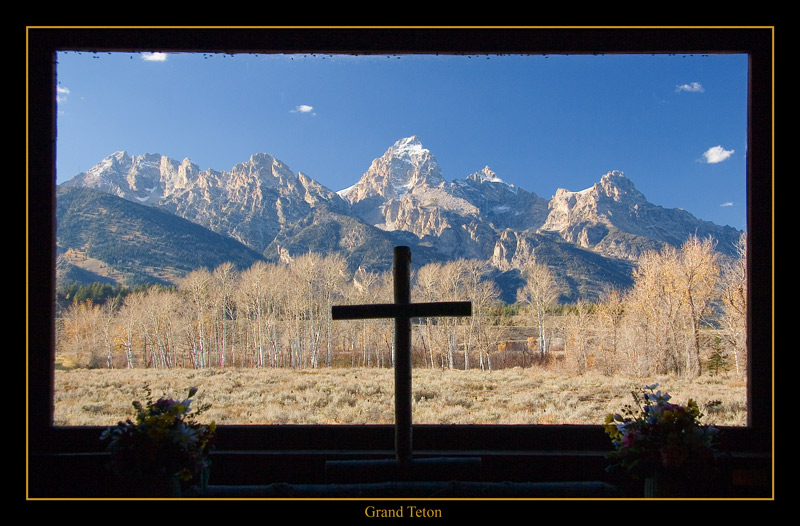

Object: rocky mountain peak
[62,151,186,204]
[59,138,744,301]
[340,136,444,203]
[466,166,506,185]
[390,135,427,160]
[542,171,639,233]
[595,170,644,203]
[546,171,645,214]
[229,152,297,187]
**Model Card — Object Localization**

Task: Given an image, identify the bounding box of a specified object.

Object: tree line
[56,234,747,377]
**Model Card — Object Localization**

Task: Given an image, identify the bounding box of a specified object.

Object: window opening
[28,28,772,450]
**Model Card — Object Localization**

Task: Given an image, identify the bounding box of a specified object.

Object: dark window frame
[27,27,773,463]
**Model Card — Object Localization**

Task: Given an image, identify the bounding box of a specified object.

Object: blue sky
[55,51,748,231]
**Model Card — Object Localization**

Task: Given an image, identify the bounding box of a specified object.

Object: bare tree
[181,269,214,368]
[373,270,394,367]
[115,291,144,368]
[235,261,275,367]
[450,259,500,370]
[58,300,104,368]
[98,300,119,368]
[350,266,382,367]
[718,232,748,376]
[292,253,324,368]
[212,262,239,367]
[317,254,349,367]
[415,261,466,369]
[438,261,464,370]
[137,287,185,368]
[563,300,593,374]
[626,247,680,375]
[596,288,625,374]
[675,236,720,377]
[516,258,559,358]
[623,236,721,377]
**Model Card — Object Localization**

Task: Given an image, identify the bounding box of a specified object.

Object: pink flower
[622,431,637,448]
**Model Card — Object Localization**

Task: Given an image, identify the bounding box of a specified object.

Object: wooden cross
[331,246,471,470]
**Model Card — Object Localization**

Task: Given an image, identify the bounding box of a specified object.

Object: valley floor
[53,366,747,427]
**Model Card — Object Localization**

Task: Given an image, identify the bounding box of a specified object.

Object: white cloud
[676,82,704,93]
[291,104,316,115]
[701,145,735,164]
[56,85,70,103]
[141,52,168,62]
[720,202,733,207]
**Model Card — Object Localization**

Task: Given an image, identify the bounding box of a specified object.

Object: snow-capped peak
[339,136,445,201]
[390,136,427,160]
[474,166,504,183]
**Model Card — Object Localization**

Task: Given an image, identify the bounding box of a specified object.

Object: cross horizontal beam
[330,246,474,472]
[332,301,472,321]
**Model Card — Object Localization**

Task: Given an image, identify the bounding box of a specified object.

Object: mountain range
[57,136,743,303]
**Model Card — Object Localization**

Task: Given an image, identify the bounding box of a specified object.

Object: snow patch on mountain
[60,135,745,288]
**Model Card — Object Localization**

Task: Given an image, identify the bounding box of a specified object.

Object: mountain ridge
[56,185,269,287]
[58,136,743,302]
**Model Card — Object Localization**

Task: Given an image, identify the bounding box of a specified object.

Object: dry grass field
[53,366,748,427]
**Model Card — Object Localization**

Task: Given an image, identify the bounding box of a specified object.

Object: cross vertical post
[393,246,412,468]
[331,246,472,479]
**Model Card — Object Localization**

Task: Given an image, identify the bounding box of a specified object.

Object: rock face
[454,166,550,232]
[340,136,445,202]
[62,151,348,254]
[539,170,741,260]
[59,136,744,301]
[339,137,551,261]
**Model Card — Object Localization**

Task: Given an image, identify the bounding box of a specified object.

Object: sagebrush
[54,367,746,427]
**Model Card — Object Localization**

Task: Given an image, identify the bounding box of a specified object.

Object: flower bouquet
[603,384,719,496]
[100,386,216,497]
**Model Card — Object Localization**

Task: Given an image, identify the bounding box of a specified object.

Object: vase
[183,467,210,497]
[119,473,183,498]
[643,471,687,498]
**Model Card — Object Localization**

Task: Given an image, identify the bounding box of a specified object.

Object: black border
[27,27,774,496]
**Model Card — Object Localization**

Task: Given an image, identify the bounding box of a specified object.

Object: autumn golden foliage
[54,236,749,428]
